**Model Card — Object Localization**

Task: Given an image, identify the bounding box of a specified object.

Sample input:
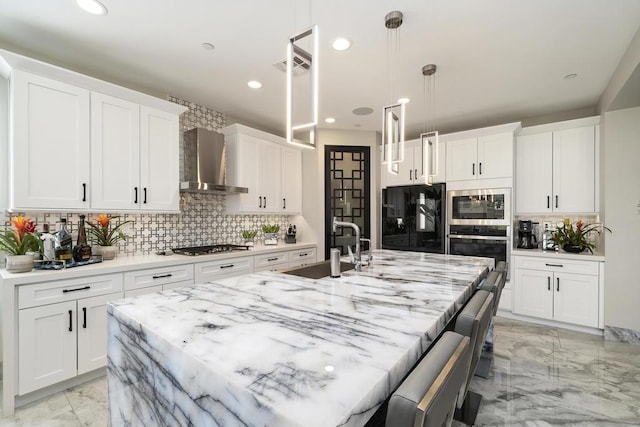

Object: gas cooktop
[171,244,250,256]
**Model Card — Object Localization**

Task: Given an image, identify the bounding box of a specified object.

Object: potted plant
[241,230,258,247]
[0,216,42,273]
[86,214,132,260]
[261,224,280,246]
[551,218,611,253]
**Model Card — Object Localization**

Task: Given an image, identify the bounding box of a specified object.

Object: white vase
[94,245,117,260]
[264,233,278,246]
[5,254,34,273]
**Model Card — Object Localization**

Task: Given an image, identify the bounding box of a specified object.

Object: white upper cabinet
[382,138,446,187]
[224,124,302,214]
[91,93,140,210]
[446,132,514,182]
[11,71,91,210]
[515,118,597,214]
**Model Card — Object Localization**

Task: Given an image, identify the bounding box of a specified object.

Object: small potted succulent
[261,224,280,246]
[86,214,132,260]
[0,216,42,273]
[241,230,258,247]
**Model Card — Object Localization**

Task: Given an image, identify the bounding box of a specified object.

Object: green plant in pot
[261,224,280,246]
[241,230,258,246]
[551,218,611,253]
[0,216,42,273]
[85,214,132,260]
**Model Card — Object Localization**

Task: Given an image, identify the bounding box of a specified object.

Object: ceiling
[1,0,639,138]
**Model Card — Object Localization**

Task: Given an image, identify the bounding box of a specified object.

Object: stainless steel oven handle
[447,234,510,241]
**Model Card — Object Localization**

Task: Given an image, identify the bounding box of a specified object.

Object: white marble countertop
[0,241,317,285]
[107,250,493,427]
[512,248,605,262]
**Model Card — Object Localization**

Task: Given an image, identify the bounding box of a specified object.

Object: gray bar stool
[476,262,508,379]
[453,289,494,426]
[386,331,472,427]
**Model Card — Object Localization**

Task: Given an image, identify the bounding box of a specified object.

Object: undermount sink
[281,260,355,279]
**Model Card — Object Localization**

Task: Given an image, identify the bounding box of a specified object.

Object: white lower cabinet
[124,264,194,297]
[254,252,289,272]
[288,247,317,268]
[195,257,255,282]
[513,256,600,328]
[18,289,122,395]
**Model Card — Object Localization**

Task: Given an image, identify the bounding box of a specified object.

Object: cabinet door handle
[143,187,147,204]
[548,276,551,291]
[82,183,87,202]
[409,169,412,180]
[220,264,234,269]
[479,162,482,175]
[414,169,418,180]
[557,277,560,292]
[267,257,279,262]
[555,195,559,209]
[547,195,550,209]
[134,187,138,204]
[259,196,263,208]
[82,307,87,329]
[264,197,267,208]
[283,198,286,210]
[63,285,91,293]
[152,274,173,279]
[545,263,563,268]
[68,310,73,332]
[472,163,475,175]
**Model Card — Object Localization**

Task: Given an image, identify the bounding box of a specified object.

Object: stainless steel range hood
[180,128,248,194]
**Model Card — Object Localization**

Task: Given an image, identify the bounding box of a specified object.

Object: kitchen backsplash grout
[1,97,290,265]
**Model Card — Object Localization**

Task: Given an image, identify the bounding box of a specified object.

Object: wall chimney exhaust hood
[180,128,248,194]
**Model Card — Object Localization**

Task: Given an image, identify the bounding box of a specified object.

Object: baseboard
[496,310,603,336]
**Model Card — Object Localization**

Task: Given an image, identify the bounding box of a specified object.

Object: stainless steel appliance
[517,220,537,249]
[448,225,511,276]
[447,188,511,226]
[180,128,249,194]
[172,244,250,256]
[382,184,446,253]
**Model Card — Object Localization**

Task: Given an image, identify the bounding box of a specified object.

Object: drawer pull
[152,274,173,279]
[557,277,560,292]
[68,310,73,332]
[267,257,279,262]
[82,307,87,328]
[547,276,551,291]
[299,253,308,257]
[545,263,563,268]
[63,286,91,293]
[220,264,234,269]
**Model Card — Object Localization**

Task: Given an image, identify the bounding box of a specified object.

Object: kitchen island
[107,250,493,426]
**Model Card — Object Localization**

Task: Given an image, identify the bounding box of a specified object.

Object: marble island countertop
[107,250,493,427]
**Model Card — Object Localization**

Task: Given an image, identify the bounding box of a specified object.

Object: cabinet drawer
[288,247,316,267]
[19,274,123,309]
[124,264,194,291]
[513,256,599,276]
[195,257,254,282]
[163,280,194,291]
[255,253,289,271]
[125,284,163,298]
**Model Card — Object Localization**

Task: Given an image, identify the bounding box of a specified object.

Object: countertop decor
[106,250,493,427]
[551,218,610,254]
[0,217,42,273]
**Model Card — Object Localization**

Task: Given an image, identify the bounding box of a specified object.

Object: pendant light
[381,10,405,174]
[420,64,438,185]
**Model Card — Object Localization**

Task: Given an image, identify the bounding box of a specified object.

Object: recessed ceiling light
[247,80,262,89]
[325,117,336,124]
[564,73,578,80]
[332,37,352,51]
[352,107,374,116]
[201,42,215,51]
[398,97,410,104]
[76,0,108,15]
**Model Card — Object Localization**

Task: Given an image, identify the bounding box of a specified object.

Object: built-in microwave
[447,188,511,226]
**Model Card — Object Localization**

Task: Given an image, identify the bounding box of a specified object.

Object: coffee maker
[517,220,537,249]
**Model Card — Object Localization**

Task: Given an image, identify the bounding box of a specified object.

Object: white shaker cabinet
[446,133,513,182]
[382,138,446,187]
[515,120,597,214]
[281,146,302,213]
[10,71,90,210]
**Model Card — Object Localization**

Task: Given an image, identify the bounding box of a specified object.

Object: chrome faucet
[332,217,361,271]
[360,238,372,265]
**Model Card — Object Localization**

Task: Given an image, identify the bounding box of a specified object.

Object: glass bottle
[54,218,73,264]
[73,215,92,262]
[41,223,56,262]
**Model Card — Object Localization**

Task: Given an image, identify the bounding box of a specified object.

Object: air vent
[274,45,312,74]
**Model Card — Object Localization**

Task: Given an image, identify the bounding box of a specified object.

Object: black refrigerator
[381,184,446,253]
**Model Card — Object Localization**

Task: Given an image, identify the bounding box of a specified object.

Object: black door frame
[324,145,371,259]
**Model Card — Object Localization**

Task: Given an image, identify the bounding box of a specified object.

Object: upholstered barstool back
[386,331,471,427]
[480,270,505,316]
[454,289,494,407]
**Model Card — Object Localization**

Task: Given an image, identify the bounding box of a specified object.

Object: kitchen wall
[0,98,290,264]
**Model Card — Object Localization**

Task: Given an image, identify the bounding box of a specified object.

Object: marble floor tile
[1,317,639,426]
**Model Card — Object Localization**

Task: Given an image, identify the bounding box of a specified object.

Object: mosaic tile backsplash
[1,97,290,265]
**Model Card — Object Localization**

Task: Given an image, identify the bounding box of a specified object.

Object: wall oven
[447,188,511,226]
